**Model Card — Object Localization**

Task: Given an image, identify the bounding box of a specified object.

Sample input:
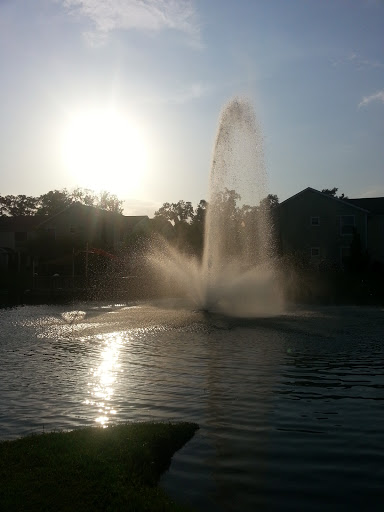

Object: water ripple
[0,303,383,510]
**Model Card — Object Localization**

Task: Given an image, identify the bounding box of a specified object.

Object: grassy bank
[0,422,199,511]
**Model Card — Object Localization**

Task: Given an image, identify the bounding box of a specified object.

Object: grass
[0,421,199,511]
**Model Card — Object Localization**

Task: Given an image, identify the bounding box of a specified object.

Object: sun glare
[61,108,148,194]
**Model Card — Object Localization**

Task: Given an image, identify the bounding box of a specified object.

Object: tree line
[151,190,279,256]
[150,187,347,257]
[0,188,124,217]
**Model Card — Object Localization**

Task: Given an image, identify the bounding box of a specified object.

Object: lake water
[0,300,383,511]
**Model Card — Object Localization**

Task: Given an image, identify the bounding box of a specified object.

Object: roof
[0,216,47,232]
[279,187,370,212]
[35,203,149,229]
[0,207,149,233]
[345,197,384,215]
[122,216,150,228]
[35,202,118,228]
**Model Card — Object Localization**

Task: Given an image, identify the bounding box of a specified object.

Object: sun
[61,108,148,194]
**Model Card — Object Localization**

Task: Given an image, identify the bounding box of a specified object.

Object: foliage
[0,422,198,512]
[0,195,39,216]
[36,189,73,216]
[154,199,206,254]
[97,190,124,213]
[72,188,124,214]
[154,200,195,225]
[0,188,124,217]
[153,192,279,257]
[321,187,348,200]
[260,194,279,210]
[192,199,207,226]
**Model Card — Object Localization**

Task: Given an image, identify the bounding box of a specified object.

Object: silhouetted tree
[71,187,98,206]
[154,192,279,258]
[154,200,195,226]
[96,190,124,214]
[189,200,208,254]
[70,188,123,213]
[0,195,39,216]
[259,194,279,210]
[36,189,73,216]
[211,188,241,222]
[192,199,207,227]
[321,187,348,200]
[0,188,124,217]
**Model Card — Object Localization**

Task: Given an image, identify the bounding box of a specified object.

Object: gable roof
[345,197,384,215]
[35,202,119,228]
[35,202,149,230]
[279,187,370,212]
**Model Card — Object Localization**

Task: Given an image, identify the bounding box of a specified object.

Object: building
[278,187,384,269]
[0,216,45,272]
[34,202,149,251]
[0,203,150,275]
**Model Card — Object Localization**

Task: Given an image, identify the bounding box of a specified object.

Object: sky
[0,0,383,216]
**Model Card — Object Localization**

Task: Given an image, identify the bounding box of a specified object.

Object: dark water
[0,301,383,510]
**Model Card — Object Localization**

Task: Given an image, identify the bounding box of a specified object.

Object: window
[340,215,355,235]
[311,247,320,257]
[311,216,320,226]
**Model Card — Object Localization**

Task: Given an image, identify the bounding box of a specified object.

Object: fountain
[151,97,283,317]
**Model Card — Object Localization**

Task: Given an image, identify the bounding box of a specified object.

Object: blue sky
[0,0,383,215]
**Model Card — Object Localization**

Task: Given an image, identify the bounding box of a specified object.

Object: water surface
[0,301,383,510]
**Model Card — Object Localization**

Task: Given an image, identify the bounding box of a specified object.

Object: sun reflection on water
[86,332,123,427]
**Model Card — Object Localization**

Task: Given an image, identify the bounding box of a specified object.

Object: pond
[0,300,383,511]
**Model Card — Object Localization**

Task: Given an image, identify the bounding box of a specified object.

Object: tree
[259,194,279,211]
[69,188,123,213]
[153,192,280,259]
[154,200,195,226]
[96,190,123,214]
[189,200,208,254]
[191,199,207,227]
[154,200,207,253]
[1,188,124,217]
[0,195,39,216]
[321,187,348,200]
[211,188,241,221]
[71,187,97,207]
[36,189,73,216]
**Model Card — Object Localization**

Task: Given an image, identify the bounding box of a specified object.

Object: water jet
[151,98,283,317]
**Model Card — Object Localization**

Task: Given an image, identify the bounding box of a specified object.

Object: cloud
[347,52,382,70]
[331,52,382,70]
[62,0,201,46]
[358,89,384,108]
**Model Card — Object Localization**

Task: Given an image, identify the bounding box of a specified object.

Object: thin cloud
[62,0,201,46]
[331,52,382,70]
[347,52,382,70]
[358,89,384,108]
